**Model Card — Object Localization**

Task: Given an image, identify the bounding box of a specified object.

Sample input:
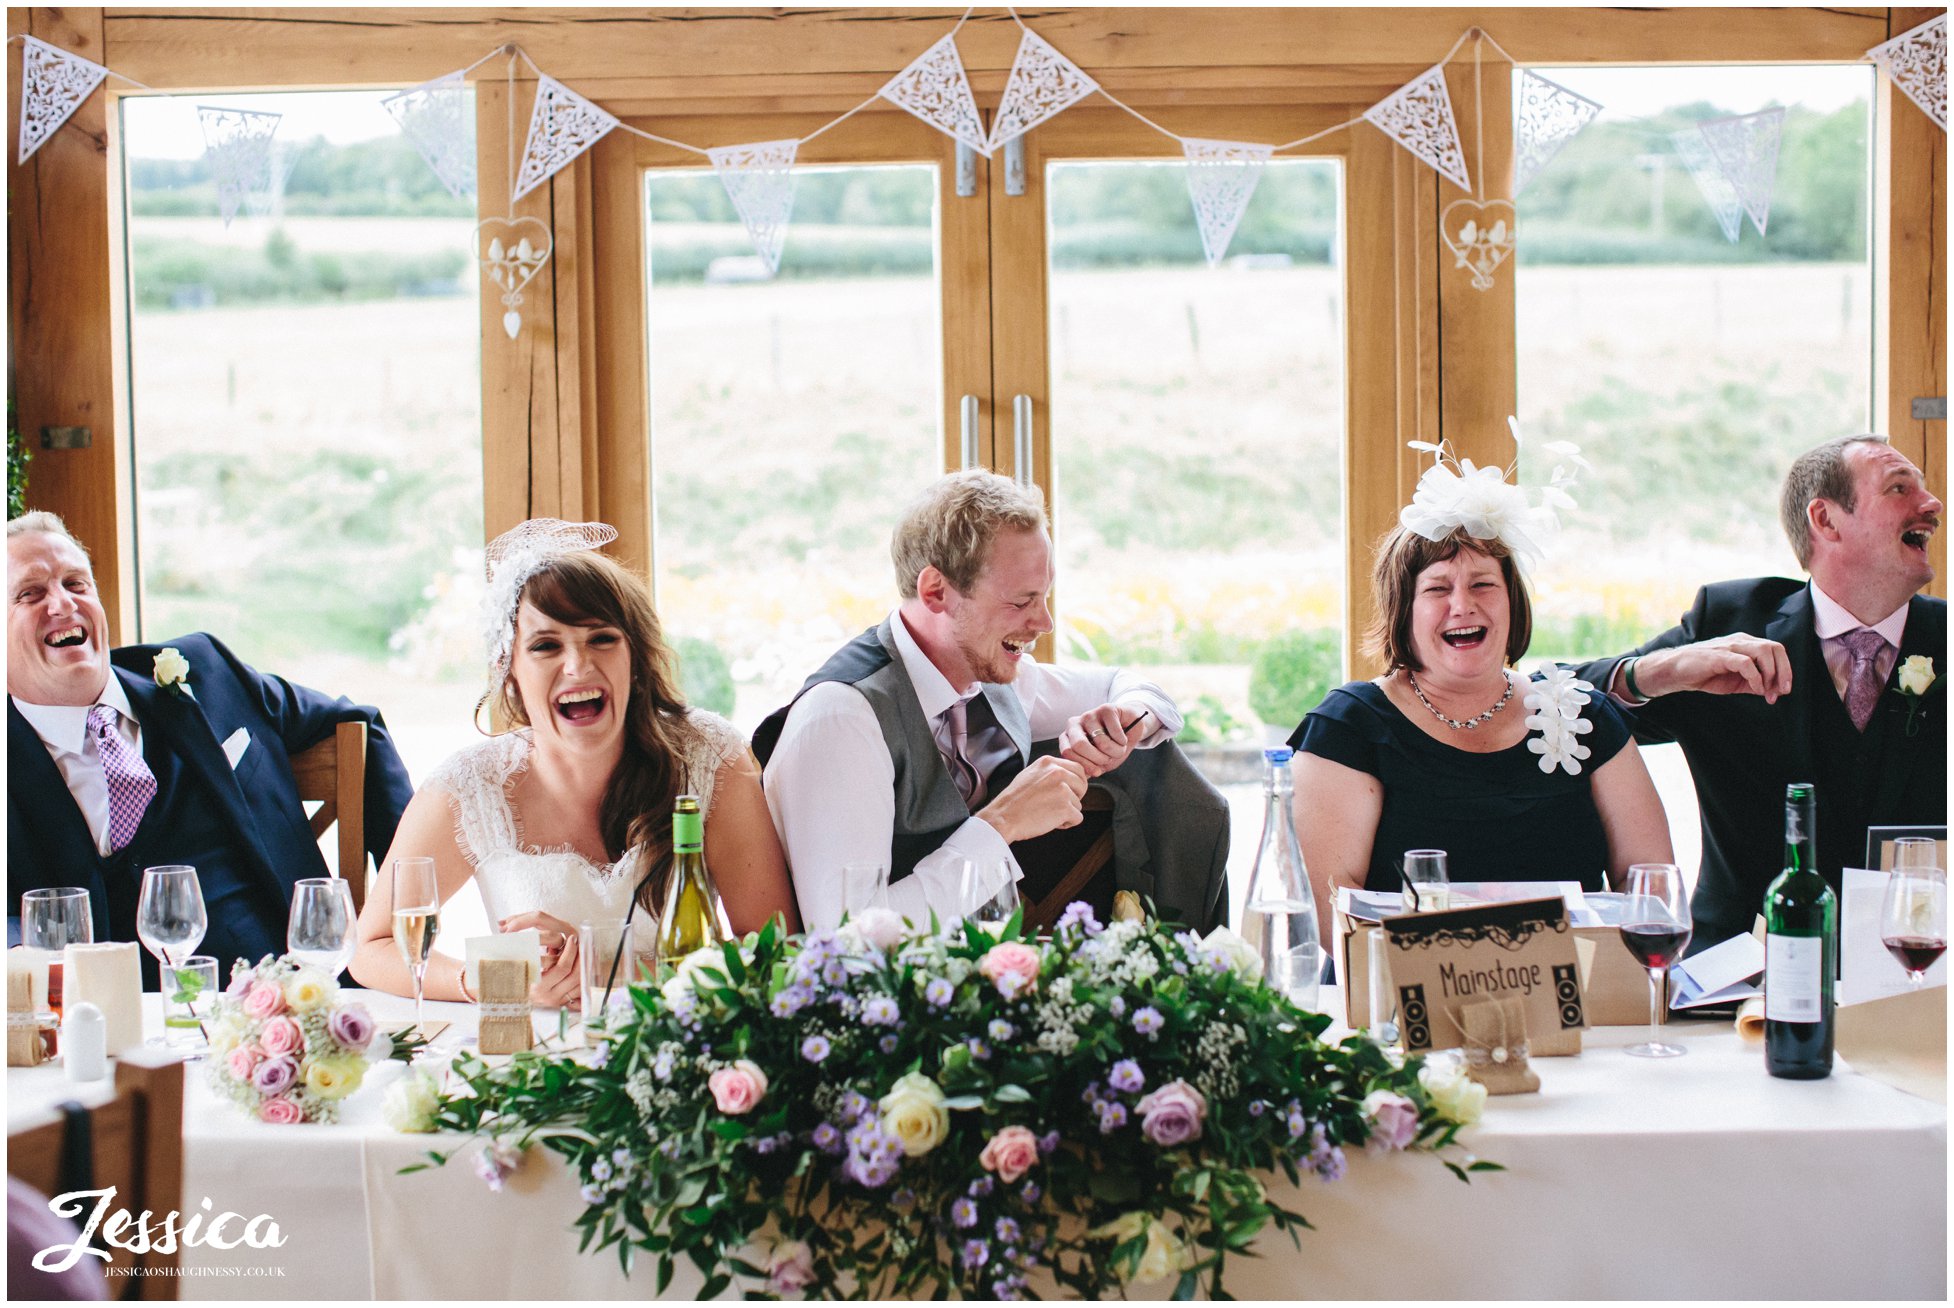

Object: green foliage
[1248,630,1342,729]
[671,635,735,716]
[128,134,475,219]
[7,396,26,519]
[130,231,469,310]
[1175,694,1253,747]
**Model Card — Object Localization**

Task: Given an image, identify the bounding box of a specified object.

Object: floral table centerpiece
[413,905,1491,1299]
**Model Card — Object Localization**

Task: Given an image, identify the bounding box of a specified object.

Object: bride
[351,520,798,1006]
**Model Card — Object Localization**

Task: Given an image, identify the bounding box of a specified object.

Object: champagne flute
[21,887,93,1019]
[1619,863,1690,1059]
[1879,861,1947,988]
[288,878,358,977]
[391,857,440,1029]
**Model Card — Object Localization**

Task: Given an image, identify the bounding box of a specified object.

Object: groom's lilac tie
[88,704,156,852]
[945,700,985,810]
[1842,627,1888,732]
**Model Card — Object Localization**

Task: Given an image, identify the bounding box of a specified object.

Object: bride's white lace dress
[427,710,749,955]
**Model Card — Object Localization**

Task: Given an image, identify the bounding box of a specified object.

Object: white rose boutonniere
[153,647,191,698]
[1896,655,1935,737]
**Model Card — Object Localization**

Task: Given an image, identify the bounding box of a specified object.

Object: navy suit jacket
[1576,580,1946,948]
[8,633,414,972]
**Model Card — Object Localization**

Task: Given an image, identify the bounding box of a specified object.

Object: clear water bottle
[1243,747,1321,1010]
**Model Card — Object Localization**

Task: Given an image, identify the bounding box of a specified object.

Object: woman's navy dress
[1288,678,1634,893]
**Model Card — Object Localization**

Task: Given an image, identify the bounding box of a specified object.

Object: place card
[476,958,535,1055]
[7,969,49,1066]
[1381,896,1586,1056]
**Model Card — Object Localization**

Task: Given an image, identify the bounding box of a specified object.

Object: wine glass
[1880,859,1947,989]
[971,862,1020,930]
[391,857,440,1029]
[21,887,92,1019]
[1619,863,1690,1059]
[1401,849,1450,912]
[288,877,358,977]
[841,861,892,917]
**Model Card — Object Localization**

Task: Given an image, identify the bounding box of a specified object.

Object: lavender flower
[612,1147,632,1168]
[579,1183,605,1204]
[588,1039,610,1070]
[924,977,954,1007]
[1132,1006,1164,1036]
[474,1140,522,1192]
[968,1038,991,1061]
[1108,1059,1145,1094]
[1107,995,1126,1018]
[961,1239,990,1269]
[951,1197,979,1229]
[1055,902,1102,936]
[1249,1100,1266,1117]
[879,1033,900,1055]
[1021,1181,1042,1204]
[812,1122,842,1154]
[770,985,812,1018]
[591,1158,612,1182]
[862,995,900,1026]
[988,1019,1015,1042]
[801,1034,832,1064]
[1096,1101,1128,1133]
[754,1136,777,1155]
[995,1217,1021,1243]
[968,1176,994,1198]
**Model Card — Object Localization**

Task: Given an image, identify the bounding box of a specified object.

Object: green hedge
[1248,629,1343,729]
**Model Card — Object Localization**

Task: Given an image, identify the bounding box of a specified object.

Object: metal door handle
[960,395,979,468]
[1013,394,1034,488]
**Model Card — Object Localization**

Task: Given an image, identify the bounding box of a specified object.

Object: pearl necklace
[1406,669,1513,730]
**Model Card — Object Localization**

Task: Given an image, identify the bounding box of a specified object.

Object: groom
[1578,435,1945,948]
[7,512,415,981]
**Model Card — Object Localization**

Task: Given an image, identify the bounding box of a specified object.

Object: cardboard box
[1337,893,1658,1031]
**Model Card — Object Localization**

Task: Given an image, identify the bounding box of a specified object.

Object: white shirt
[13,674,140,857]
[1809,582,1907,701]
[764,610,1181,932]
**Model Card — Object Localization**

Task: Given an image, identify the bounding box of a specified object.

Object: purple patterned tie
[1842,627,1888,732]
[945,700,985,810]
[88,704,156,852]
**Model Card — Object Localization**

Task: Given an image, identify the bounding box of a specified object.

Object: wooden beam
[7,9,132,642]
[1345,121,1400,682]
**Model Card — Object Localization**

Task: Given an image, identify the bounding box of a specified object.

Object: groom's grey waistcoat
[752,618,1029,883]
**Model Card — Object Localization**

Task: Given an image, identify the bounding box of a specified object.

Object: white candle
[63,942,143,1054]
[63,1002,108,1082]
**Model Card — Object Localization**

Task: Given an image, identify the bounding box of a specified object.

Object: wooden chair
[289,721,369,911]
[8,1053,185,1299]
[1021,788,1117,931]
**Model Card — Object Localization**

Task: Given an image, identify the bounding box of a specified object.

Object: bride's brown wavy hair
[494,551,688,909]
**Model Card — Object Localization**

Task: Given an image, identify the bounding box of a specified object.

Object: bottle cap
[1263,747,1294,764]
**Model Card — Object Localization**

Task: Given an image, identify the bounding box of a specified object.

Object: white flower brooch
[1523,662,1594,775]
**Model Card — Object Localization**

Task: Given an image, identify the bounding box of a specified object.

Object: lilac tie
[88,704,156,852]
[945,700,985,810]
[1842,628,1888,732]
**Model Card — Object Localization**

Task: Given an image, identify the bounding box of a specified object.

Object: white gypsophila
[1047,975,1074,1003]
[1192,1022,1247,1102]
[625,1067,659,1119]
[1523,661,1595,776]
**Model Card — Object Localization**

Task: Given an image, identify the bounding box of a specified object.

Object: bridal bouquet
[418,906,1490,1298]
[205,956,404,1124]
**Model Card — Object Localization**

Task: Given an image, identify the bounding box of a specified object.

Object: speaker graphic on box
[1399,982,1430,1048]
[1553,962,1585,1029]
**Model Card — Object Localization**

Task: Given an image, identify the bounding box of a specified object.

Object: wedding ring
[1087,728,1106,741]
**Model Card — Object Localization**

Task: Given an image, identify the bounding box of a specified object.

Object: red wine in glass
[1621,923,1692,971]
[1882,935,1947,977]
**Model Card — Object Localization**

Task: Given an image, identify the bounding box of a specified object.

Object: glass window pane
[1515,65,1875,883]
[1045,158,1346,914]
[645,164,943,735]
[124,90,485,783]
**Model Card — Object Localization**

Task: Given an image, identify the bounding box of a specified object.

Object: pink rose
[226,1045,261,1081]
[242,981,287,1020]
[978,942,1042,998]
[259,1015,303,1058]
[767,1240,816,1295]
[258,1096,304,1125]
[708,1059,769,1115]
[1362,1090,1419,1152]
[1135,1079,1207,1148]
[850,907,906,953]
[979,1125,1040,1183]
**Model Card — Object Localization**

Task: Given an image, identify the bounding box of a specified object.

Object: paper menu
[1839,867,1947,1006]
[1669,932,1763,1010]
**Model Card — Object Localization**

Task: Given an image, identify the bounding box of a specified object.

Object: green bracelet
[1623,657,1646,701]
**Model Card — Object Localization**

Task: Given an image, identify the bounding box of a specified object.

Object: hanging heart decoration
[1439,199,1516,292]
[474,216,554,339]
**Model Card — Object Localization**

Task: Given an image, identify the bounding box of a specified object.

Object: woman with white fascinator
[351,519,797,1006]
[1289,425,1674,949]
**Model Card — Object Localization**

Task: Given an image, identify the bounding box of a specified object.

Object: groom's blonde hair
[891,470,1046,599]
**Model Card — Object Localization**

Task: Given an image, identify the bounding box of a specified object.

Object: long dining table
[7,988,1944,1300]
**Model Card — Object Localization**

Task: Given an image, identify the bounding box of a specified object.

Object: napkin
[465,929,541,992]
[63,942,142,1054]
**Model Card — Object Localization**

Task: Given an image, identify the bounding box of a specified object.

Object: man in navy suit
[1578,435,1945,949]
[8,512,414,982]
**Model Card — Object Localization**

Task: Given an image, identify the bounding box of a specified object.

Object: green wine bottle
[656,794,734,962]
[1764,782,1835,1079]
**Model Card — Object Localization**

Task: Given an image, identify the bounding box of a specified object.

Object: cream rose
[383,1067,441,1133]
[1419,1060,1487,1126]
[1200,925,1263,981]
[1091,1212,1185,1284]
[152,647,190,691]
[1899,655,1936,698]
[284,967,336,1013]
[878,1072,949,1157]
[304,1054,366,1101]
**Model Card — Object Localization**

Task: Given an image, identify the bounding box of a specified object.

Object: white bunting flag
[1512,71,1602,195]
[988,29,1098,152]
[384,70,478,201]
[708,138,799,275]
[1699,107,1784,237]
[1670,128,1744,243]
[17,35,110,164]
[198,107,282,227]
[1181,138,1274,267]
[1868,14,1947,131]
[512,74,619,204]
[880,34,990,156]
[1364,65,1471,193]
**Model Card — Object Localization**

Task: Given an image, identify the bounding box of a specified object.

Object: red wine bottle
[1765,783,1835,1079]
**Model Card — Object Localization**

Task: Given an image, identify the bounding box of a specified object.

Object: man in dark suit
[8,512,414,982]
[1578,435,1945,949]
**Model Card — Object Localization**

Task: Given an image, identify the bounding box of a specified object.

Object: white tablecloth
[9,991,1945,1300]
